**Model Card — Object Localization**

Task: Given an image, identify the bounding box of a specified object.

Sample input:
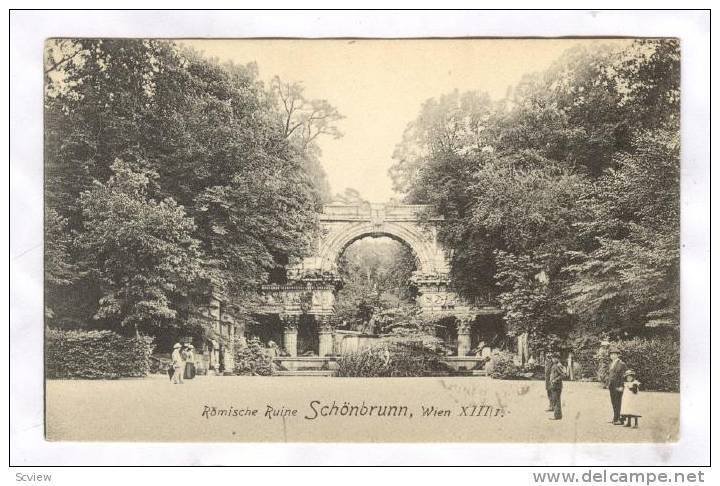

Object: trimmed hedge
[575,336,680,392]
[46,328,155,379]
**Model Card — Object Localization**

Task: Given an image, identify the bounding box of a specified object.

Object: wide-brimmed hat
[173,343,181,349]
[185,344,194,349]
[624,369,636,377]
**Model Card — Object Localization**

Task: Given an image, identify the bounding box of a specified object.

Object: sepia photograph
[39,35,687,444]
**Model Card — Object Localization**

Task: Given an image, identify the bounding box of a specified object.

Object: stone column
[281,315,299,357]
[318,316,335,357]
[456,317,472,357]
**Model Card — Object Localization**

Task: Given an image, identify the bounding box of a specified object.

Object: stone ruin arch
[256,203,501,357]
[307,203,449,276]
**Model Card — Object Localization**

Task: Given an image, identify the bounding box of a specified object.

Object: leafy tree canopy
[44,39,340,337]
[388,39,680,343]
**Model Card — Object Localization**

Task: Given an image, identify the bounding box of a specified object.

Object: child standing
[620,369,642,428]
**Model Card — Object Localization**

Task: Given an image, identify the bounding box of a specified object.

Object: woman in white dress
[171,343,184,384]
[621,369,642,428]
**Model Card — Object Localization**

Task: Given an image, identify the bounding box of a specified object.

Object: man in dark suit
[544,351,554,412]
[607,346,627,424]
[548,354,565,420]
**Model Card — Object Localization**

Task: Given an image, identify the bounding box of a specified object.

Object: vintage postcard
[43,37,681,443]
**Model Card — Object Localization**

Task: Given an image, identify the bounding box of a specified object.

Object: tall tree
[564,128,680,331]
[388,39,680,345]
[389,90,497,202]
[75,159,203,336]
[270,76,343,202]
[44,39,325,335]
[270,76,343,152]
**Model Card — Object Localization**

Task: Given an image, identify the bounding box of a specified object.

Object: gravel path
[46,375,678,442]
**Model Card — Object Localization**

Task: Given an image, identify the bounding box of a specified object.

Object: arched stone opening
[315,221,443,276]
[257,203,501,360]
[334,231,421,271]
[333,235,419,333]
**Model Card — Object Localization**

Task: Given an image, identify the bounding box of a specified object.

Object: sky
[183,39,629,202]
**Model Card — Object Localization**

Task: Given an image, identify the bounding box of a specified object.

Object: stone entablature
[260,277,341,317]
[260,203,501,317]
[319,203,439,221]
[291,203,450,278]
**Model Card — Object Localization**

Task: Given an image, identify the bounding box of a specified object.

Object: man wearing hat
[548,353,566,420]
[544,351,555,412]
[607,346,627,424]
[171,343,185,384]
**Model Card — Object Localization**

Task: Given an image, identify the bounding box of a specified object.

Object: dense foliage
[486,351,521,380]
[373,306,449,351]
[334,237,417,330]
[567,334,606,381]
[336,347,389,377]
[44,39,339,341]
[46,328,154,379]
[233,337,274,376]
[597,337,680,392]
[385,342,450,377]
[336,342,449,377]
[486,350,543,380]
[388,40,680,351]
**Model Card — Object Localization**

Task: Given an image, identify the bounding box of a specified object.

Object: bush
[569,334,605,381]
[387,341,450,377]
[594,346,611,385]
[234,337,274,376]
[337,342,449,377]
[576,337,680,391]
[336,347,388,377]
[485,350,545,380]
[46,328,154,379]
[487,350,520,379]
[597,337,679,392]
[571,346,606,381]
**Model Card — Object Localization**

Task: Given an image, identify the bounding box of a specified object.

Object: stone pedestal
[456,318,472,357]
[282,315,299,357]
[318,316,334,356]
